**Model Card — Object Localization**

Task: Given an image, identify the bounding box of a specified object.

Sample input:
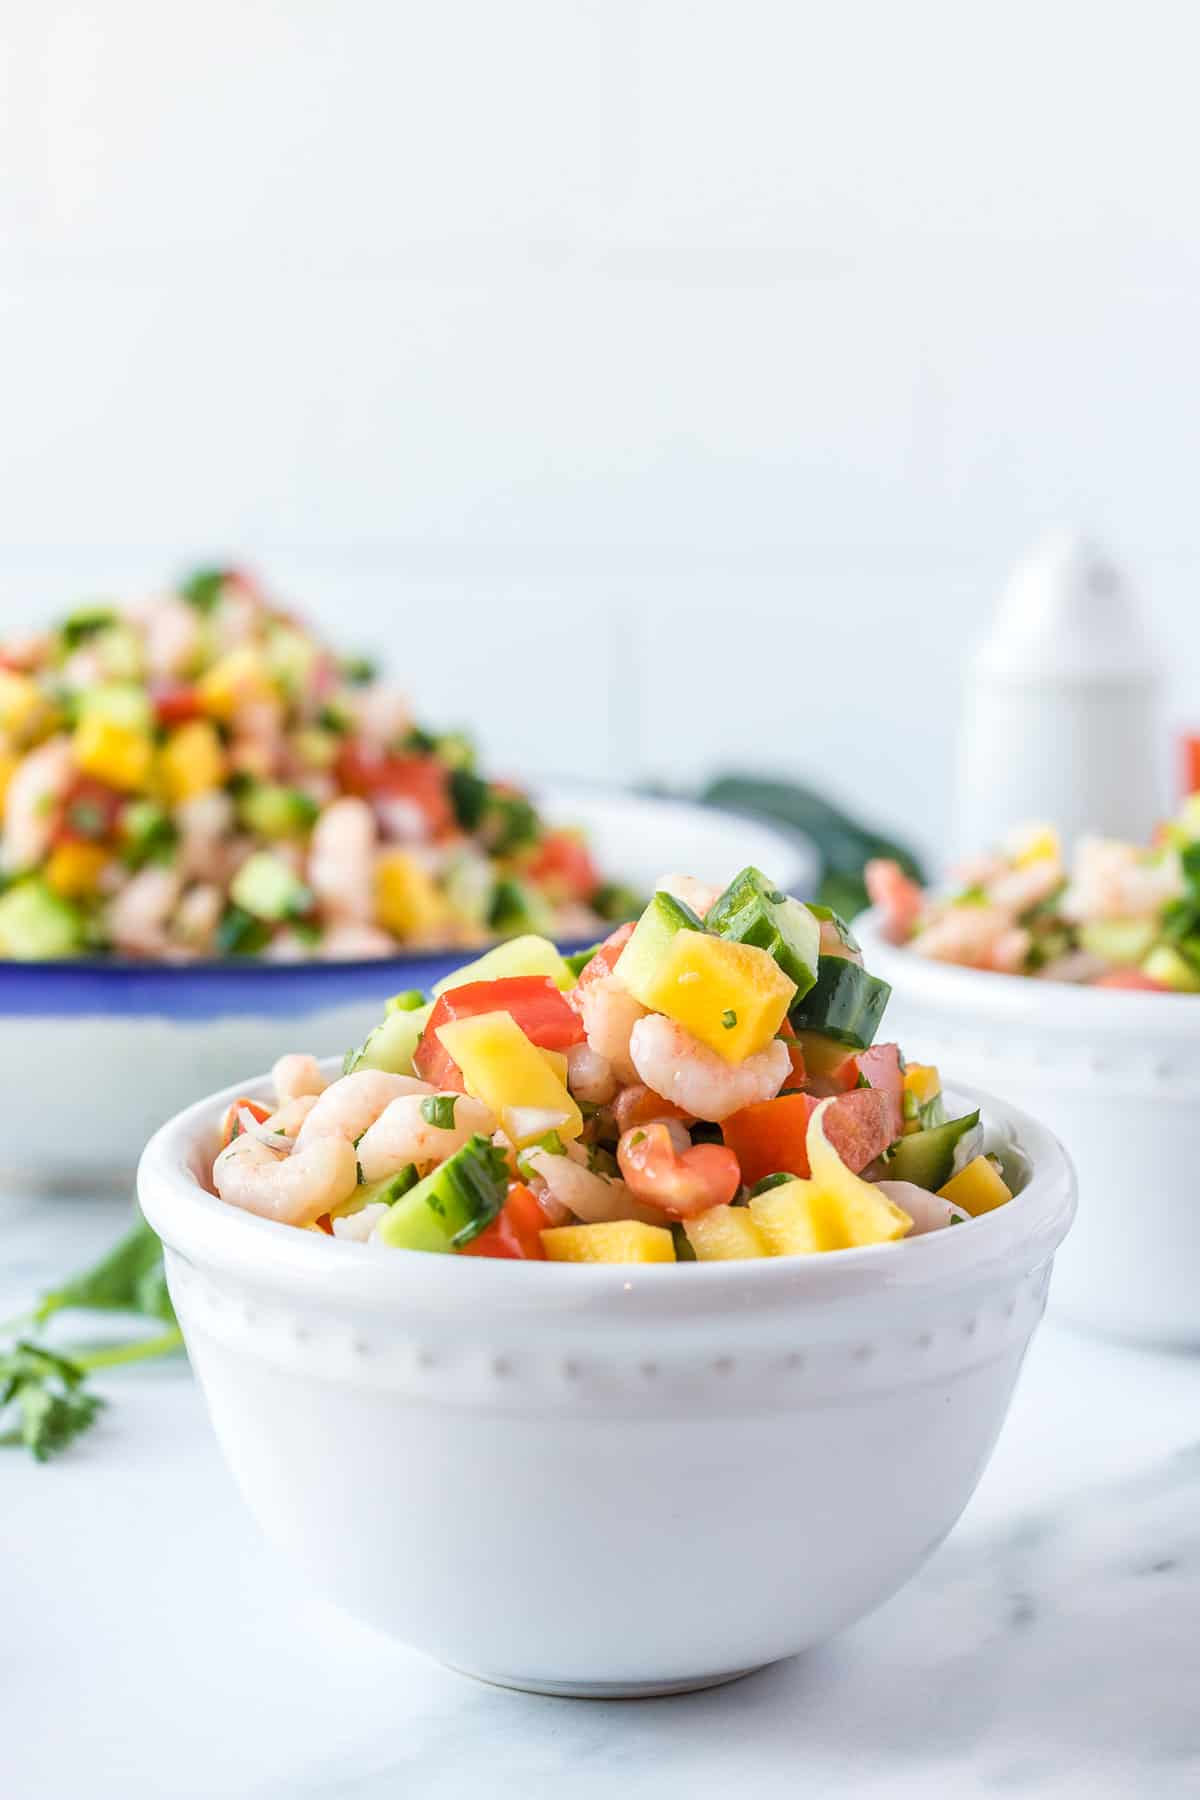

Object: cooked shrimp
[985,859,1063,914]
[134,594,201,679]
[629,1014,790,1123]
[332,1202,390,1243]
[521,1146,659,1225]
[1,736,73,872]
[865,858,925,944]
[308,796,376,924]
[356,1092,496,1182]
[106,865,183,956]
[656,873,720,919]
[910,905,1015,970]
[294,1069,433,1150]
[176,791,237,881]
[172,882,223,953]
[351,683,412,748]
[989,926,1033,974]
[577,974,647,1086]
[272,1053,327,1107]
[566,1042,616,1105]
[1060,837,1182,924]
[319,922,399,960]
[617,1122,741,1218]
[262,1093,320,1136]
[212,1133,358,1227]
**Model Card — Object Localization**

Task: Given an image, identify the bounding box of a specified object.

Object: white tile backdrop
[2,0,1200,860]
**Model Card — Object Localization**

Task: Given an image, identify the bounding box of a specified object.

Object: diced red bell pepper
[337,745,455,838]
[152,683,203,727]
[218,1098,273,1148]
[458,1181,548,1259]
[1093,968,1171,991]
[572,921,636,995]
[525,829,600,902]
[53,778,126,846]
[723,1087,892,1186]
[854,1042,904,1142]
[413,975,586,1089]
[1182,733,1200,800]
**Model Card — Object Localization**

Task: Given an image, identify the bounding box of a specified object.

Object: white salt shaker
[952,529,1165,858]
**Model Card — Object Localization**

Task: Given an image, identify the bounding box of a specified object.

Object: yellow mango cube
[939,1154,1012,1217]
[375,850,446,939]
[0,750,17,810]
[538,1047,568,1085]
[685,1203,770,1260]
[45,841,110,898]
[73,715,153,792]
[1008,823,1060,869]
[541,1220,675,1264]
[806,1101,913,1247]
[160,720,226,803]
[903,1063,941,1107]
[197,647,275,722]
[748,1179,834,1255]
[435,1010,582,1148]
[634,932,796,1064]
[0,671,47,744]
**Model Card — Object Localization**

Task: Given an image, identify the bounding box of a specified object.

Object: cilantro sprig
[1,1216,183,1463]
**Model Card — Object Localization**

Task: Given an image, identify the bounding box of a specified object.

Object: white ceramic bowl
[856,911,1200,1349]
[4,790,812,1189]
[138,1068,1074,1698]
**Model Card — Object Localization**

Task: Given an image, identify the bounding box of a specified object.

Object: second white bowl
[138,1069,1074,1697]
[857,911,1200,1349]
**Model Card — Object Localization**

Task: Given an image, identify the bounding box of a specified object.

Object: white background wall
[2,0,1199,861]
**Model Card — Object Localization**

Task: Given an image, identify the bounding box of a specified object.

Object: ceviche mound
[209,867,1015,1264]
[868,801,1200,991]
[0,566,630,962]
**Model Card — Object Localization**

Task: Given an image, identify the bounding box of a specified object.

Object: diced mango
[685,1203,770,1260]
[632,931,796,1064]
[197,646,275,721]
[435,1010,582,1148]
[0,750,17,810]
[538,1047,568,1085]
[748,1179,834,1255]
[903,1063,941,1108]
[45,841,110,898]
[160,719,226,803]
[0,670,48,744]
[939,1154,1012,1217]
[375,849,446,939]
[1008,823,1060,869]
[433,933,574,995]
[541,1220,675,1264]
[806,1100,913,1247]
[72,715,153,792]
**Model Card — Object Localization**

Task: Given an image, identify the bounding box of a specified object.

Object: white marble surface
[3,1188,1197,1800]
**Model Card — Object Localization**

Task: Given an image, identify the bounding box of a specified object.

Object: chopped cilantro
[420,1094,458,1130]
[721,1009,737,1030]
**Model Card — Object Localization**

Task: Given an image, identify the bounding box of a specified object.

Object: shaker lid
[975,528,1158,684]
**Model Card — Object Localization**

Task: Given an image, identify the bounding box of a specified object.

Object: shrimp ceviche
[0,567,631,962]
[210,867,1014,1264]
[868,800,1200,992]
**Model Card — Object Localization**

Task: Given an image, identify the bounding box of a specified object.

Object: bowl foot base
[444,1661,770,1699]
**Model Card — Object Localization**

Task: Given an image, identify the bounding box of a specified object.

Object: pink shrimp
[865,858,925,944]
[616,1122,741,1219]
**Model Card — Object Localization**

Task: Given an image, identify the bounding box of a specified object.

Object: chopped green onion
[385,989,427,1014]
[721,1009,737,1030]
[749,1172,793,1196]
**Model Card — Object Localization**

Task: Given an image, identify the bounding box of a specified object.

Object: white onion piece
[508,1106,570,1143]
[237,1107,296,1153]
[875,1180,969,1235]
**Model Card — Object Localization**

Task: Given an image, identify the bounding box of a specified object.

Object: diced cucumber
[706,868,820,998]
[564,940,603,979]
[788,956,891,1049]
[373,1134,509,1252]
[118,800,177,868]
[433,933,573,995]
[236,783,319,840]
[442,848,495,925]
[885,1111,981,1190]
[1142,944,1200,992]
[612,890,703,1006]
[1079,919,1158,966]
[77,680,152,733]
[343,1001,434,1075]
[229,851,313,922]
[59,604,117,649]
[0,879,84,960]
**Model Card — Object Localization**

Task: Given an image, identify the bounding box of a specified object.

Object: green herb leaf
[0,1342,105,1462]
[749,1172,793,1196]
[721,1009,738,1030]
[34,1217,175,1328]
[179,567,228,613]
[420,1094,458,1130]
